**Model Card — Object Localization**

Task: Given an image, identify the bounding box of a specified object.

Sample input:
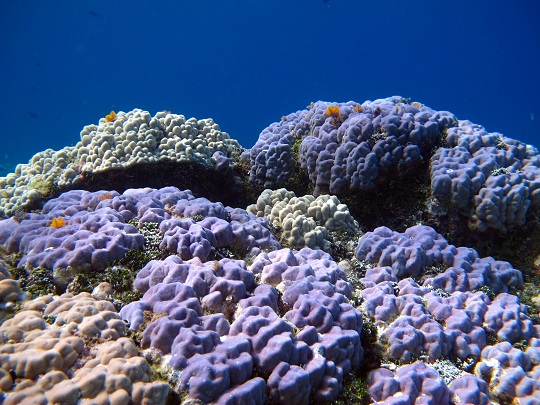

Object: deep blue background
[1,0,539,170]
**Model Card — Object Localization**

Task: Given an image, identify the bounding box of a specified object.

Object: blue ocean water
[1,0,539,172]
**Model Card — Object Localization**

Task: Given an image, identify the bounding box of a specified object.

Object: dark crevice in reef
[78,162,249,207]
[339,166,432,234]
[24,162,255,214]
[424,201,540,274]
[273,153,540,271]
[466,220,540,274]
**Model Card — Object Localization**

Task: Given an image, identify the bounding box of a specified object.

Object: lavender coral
[121,248,363,404]
[0,187,280,288]
[245,97,540,234]
[245,97,457,195]
[355,224,540,404]
[430,121,540,232]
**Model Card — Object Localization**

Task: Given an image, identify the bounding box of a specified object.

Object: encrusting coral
[244,96,540,237]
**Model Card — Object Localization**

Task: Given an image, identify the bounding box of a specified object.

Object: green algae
[340,167,432,234]
[9,266,56,298]
[475,285,496,301]
[28,176,57,198]
[335,373,371,405]
[284,134,314,197]
[513,339,529,351]
[516,278,540,325]
[328,229,360,262]
[334,317,380,404]
[69,265,141,302]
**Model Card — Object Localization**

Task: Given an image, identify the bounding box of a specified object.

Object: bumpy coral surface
[244,97,457,194]
[0,187,280,288]
[430,120,540,232]
[0,293,169,405]
[1,98,540,404]
[121,248,363,404]
[356,225,540,405]
[247,188,359,251]
[0,109,242,217]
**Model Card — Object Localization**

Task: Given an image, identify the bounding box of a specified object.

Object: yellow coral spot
[105,111,117,122]
[411,102,422,108]
[353,104,364,113]
[325,105,340,117]
[50,217,66,228]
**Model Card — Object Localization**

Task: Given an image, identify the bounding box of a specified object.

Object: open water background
[1,0,539,171]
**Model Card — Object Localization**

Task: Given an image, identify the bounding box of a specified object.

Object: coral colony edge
[0,96,540,405]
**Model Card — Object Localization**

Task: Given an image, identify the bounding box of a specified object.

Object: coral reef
[244,97,540,236]
[1,98,540,404]
[430,120,540,232]
[0,187,279,290]
[244,97,456,195]
[120,247,363,403]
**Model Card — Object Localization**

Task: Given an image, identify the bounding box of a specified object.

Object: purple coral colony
[1,96,540,405]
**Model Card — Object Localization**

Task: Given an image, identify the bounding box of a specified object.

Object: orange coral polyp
[105,111,117,122]
[353,104,364,113]
[99,192,113,201]
[50,217,66,228]
[325,105,340,117]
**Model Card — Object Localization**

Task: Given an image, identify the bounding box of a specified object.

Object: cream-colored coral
[0,309,86,379]
[71,109,239,175]
[0,293,170,405]
[0,109,242,217]
[247,188,359,251]
[44,292,126,340]
[0,279,20,303]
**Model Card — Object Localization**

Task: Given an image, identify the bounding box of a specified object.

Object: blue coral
[247,97,540,233]
[1,98,540,405]
[0,187,280,278]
